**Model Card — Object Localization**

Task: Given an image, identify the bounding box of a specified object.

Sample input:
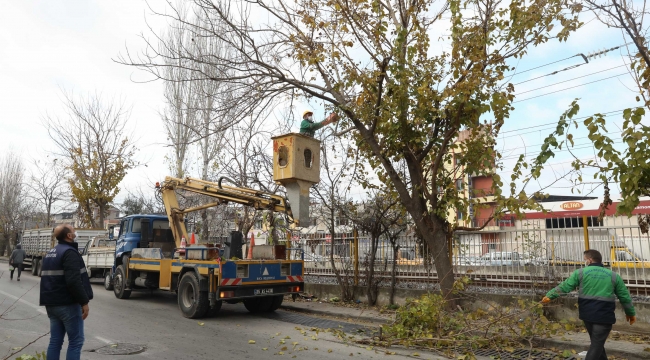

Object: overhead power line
[515,63,628,95]
[508,42,632,81]
[513,73,627,103]
[498,107,636,136]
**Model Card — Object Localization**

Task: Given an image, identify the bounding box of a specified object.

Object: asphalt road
[0,263,428,360]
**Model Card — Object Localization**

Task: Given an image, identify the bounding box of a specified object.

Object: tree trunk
[389,243,399,306]
[366,234,379,306]
[200,137,210,243]
[413,213,457,307]
[98,203,106,229]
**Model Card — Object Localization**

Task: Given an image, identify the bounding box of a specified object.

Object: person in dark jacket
[40,224,93,360]
[9,243,26,281]
[542,249,636,360]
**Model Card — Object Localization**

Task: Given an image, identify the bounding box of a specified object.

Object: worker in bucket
[542,249,636,360]
[299,110,339,137]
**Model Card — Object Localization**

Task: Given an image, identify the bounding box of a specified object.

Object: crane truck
[110,133,320,319]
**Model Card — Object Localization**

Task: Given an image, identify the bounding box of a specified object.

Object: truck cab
[113,214,173,268]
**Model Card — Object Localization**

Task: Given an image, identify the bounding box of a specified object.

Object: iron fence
[292,216,650,296]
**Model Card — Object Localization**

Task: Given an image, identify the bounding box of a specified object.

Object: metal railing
[293,216,650,296]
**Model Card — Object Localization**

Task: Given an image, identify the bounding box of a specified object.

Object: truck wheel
[104,272,114,291]
[244,297,273,313]
[36,260,43,277]
[178,272,209,319]
[267,295,284,312]
[31,259,39,276]
[113,265,131,299]
[206,300,223,317]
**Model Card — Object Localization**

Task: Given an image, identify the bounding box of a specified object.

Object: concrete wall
[305,283,650,333]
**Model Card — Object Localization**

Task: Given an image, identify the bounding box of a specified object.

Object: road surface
[0,263,430,359]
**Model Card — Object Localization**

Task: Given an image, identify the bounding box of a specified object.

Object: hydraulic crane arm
[157,176,293,247]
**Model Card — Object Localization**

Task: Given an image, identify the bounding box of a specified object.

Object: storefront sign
[560,201,583,210]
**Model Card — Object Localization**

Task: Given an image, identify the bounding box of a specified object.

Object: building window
[457,210,464,221]
[455,179,464,191]
[545,216,603,229]
[335,217,348,227]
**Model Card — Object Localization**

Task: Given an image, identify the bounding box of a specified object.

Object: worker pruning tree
[123,0,582,302]
[44,91,137,229]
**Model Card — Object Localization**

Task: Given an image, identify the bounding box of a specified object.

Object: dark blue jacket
[39,240,93,306]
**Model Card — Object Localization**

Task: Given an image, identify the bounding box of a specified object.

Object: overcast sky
[0,1,641,213]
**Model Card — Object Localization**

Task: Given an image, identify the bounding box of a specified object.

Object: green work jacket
[299,119,326,137]
[546,264,635,324]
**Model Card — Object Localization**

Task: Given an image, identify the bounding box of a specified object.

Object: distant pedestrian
[542,249,636,360]
[9,244,26,281]
[40,224,93,360]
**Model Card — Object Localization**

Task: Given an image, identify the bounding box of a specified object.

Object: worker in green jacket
[299,110,338,137]
[542,249,636,360]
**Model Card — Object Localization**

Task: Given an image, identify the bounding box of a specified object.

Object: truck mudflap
[218,282,303,301]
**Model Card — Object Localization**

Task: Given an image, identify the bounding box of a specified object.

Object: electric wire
[507,42,632,79]
[515,63,629,95]
[497,108,636,138]
[499,129,624,153]
[499,137,624,162]
[513,73,628,103]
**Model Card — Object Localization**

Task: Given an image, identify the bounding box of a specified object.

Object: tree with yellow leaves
[44,92,136,228]
[123,0,582,302]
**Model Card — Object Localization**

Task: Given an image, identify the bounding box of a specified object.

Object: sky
[0,1,643,214]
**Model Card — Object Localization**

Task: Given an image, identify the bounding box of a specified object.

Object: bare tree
[347,190,406,306]
[44,91,137,228]
[311,131,359,301]
[0,153,31,255]
[160,10,199,178]
[27,157,67,228]
[120,186,165,216]
[216,110,284,238]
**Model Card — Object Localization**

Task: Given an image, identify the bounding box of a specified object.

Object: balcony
[470,218,500,231]
[470,188,496,203]
[468,216,515,231]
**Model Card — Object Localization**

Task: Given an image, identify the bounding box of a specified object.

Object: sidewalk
[280,300,650,360]
[281,299,395,325]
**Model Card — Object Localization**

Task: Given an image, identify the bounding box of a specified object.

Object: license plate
[254,288,274,295]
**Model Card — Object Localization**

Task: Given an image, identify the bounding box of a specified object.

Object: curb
[280,304,392,325]
[536,337,650,360]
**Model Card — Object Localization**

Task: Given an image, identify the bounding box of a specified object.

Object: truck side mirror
[108,226,115,240]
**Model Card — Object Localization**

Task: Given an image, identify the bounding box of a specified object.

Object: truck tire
[113,265,131,299]
[267,295,284,312]
[206,300,223,317]
[104,272,114,291]
[36,260,43,277]
[31,259,39,276]
[178,272,209,319]
[244,297,273,313]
